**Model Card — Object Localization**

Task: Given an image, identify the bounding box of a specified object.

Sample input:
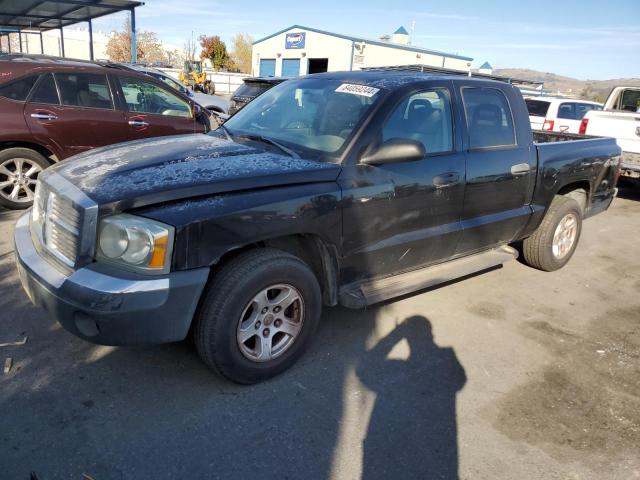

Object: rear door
[455,84,536,255]
[555,102,601,134]
[24,72,129,159]
[113,75,204,140]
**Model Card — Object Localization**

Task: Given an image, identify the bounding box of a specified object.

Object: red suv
[0,54,211,209]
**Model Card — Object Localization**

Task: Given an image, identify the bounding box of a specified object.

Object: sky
[90,0,640,80]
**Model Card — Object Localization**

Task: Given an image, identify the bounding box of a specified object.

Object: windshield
[222,78,383,160]
[525,99,551,117]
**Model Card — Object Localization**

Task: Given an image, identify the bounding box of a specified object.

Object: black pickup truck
[15,71,621,383]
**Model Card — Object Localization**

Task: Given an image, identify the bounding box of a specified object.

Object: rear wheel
[522,195,583,271]
[0,148,49,210]
[194,248,322,384]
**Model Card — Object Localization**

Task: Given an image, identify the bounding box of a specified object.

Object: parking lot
[0,184,637,479]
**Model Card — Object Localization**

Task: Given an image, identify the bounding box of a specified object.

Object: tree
[199,35,228,71]
[230,33,253,74]
[183,36,197,63]
[105,18,167,63]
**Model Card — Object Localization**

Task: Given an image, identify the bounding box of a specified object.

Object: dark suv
[0,54,211,209]
[228,76,287,115]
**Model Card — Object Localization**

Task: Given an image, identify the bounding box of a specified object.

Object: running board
[339,246,518,309]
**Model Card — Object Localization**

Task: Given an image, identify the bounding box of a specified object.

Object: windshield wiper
[237,134,300,158]
[218,124,233,141]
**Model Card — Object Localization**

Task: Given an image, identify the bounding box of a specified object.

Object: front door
[455,85,536,255]
[340,86,465,284]
[24,72,129,159]
[114,75,205,141]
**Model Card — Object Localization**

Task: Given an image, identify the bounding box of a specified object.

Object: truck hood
[50,134,341,210]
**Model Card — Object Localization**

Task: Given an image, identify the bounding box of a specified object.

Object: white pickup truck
[581,86,640,180]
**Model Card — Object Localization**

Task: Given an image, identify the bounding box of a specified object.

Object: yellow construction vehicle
[179,61,215,94]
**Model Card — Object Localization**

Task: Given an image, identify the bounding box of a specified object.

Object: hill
[493,68,640,102]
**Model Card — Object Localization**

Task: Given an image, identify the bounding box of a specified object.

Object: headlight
[96,214,174,275]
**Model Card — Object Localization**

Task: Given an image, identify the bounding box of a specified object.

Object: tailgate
[529,115,545,130]
[588,111,640,153]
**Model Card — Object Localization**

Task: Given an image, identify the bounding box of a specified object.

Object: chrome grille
[30,172,96,269]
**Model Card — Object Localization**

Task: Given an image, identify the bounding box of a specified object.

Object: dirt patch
[490,307,640,476]
[467,301,506,321]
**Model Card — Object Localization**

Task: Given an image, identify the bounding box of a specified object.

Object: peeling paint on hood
[50,134,341,210]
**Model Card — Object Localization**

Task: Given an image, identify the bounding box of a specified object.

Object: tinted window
[463,88,515,149]
[618,89,640,112]
[0,75,38,101]
[118,77,191,117]
[55,73,113,109]
[383,89,453,154]
[30,74,60,105]
[234,82,272,99]
[525,99,550,117]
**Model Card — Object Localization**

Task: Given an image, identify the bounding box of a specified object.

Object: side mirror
[192,103,203,118]
[360,138,426,165]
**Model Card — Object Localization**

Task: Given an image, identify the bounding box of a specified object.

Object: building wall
[252,28,353,77]
[6,28,109,60]
[252,27,472,77]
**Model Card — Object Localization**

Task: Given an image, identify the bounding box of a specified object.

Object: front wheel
[194,249,322,384]
[522,195,583,271]
[0,148,49,209]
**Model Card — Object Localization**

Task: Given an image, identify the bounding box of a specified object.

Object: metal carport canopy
[0,0,144,62]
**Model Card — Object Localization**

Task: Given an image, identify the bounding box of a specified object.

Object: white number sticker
[335,83,380,97]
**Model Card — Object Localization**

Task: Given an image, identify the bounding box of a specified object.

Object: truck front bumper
[14,213,210,346]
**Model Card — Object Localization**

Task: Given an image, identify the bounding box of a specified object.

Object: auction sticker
[335,83,380,97]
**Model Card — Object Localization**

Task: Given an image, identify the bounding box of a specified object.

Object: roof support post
[18,31,23,52]
[130,7,137,64]
[39,31,44,54]
[88,19,94,60]
[60,27,65,57]
[7,34,11,53]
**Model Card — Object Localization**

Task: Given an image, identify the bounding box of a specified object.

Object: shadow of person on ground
[357,315,466,480]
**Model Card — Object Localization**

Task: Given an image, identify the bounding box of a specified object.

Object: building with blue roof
[251,25,474,77]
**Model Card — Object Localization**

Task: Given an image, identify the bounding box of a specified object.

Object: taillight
[543,120,554,131]
[579,118,589,135]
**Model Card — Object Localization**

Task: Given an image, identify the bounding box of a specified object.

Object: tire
[0,148,50,210]
[522,195,583,271]
[194,248,322,384]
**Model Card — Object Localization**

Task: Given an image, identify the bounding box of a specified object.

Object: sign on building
[285,32,305,49]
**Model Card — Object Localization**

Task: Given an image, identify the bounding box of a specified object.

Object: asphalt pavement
[0,185,638,480]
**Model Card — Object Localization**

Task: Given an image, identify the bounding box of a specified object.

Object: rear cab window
[525,99,550,117]
[0,75,38,101]
[55,73,114,109]
[462,87,516,149]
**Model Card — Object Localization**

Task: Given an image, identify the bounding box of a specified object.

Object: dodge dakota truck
[15,71,621,383]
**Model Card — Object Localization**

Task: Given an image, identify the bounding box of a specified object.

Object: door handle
[128,120,149,127]
[511,163,530,175]
[433,172,460,188]
[30,112,57,121]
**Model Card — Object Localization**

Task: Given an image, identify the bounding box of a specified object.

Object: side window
[0,75,38,101]
[575,103,600,119]
[462,88,515,149]
[55,73,113,109]
[117,76,192,118]
[30,74,60,105]
[382,89,453,155]
[557,103,576,120]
